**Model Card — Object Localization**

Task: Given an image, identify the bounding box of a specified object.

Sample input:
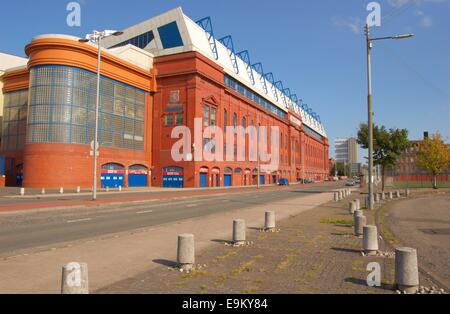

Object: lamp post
[365,24,413,210]
[79,30,123,200]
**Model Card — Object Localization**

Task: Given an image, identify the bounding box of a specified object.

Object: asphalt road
[0,183,340,255]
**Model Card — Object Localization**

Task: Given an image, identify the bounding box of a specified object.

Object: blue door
[128,165,149,187]
[101,173,124,188]
[163,167,184,188]
[200,173,207,188]
[272,175,277,184]
[128,174,147,187]
[224,175,232,187]
[260,175,265,185]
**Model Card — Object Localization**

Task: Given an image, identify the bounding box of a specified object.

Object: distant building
[393,132,450,177]
[334,137,358,164]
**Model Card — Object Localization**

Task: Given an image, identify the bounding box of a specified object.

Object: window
[204,105,209,127]
[158,22,184,49]
[1,89,28,151]
[175,113,183,125]
[27,65,146,151]
[224,74,287,120]
[211,107,217,127]
[224,109,227,132]
[110,31,155,49]
[165,114,174,126]
[233,113,237,133]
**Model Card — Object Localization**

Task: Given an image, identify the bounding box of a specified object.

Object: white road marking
[136,210,154,214]
[67,218,92,224]
[186,204,198,208]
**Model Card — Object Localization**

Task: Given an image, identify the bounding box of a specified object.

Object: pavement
[382,191,450,290]
[98,189,449,294]
[98,190,395,294]
[0,182,343,293]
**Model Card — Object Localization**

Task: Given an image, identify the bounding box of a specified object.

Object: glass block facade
[27,65,146,150]
[1,89,28,151]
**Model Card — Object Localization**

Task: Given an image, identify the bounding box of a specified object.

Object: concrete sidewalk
[0,189,335,293]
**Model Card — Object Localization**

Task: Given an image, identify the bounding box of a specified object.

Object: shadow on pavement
[331,247,361,254]
[152,259,177,267]
[344,277,394,291]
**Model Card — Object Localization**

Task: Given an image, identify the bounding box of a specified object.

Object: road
[385,194,450,289]
[0,182,341,256]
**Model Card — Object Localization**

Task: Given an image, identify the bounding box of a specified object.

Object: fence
[386,174,450,189]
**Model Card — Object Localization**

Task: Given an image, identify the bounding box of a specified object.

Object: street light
[79,30,123,201]
[365,24,413,210]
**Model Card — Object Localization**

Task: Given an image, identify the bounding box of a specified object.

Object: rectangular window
[203,105,209,127]
[175,113,183,125]
[158,21,184,49]
[211,107,216,127]
[165,114,174,126]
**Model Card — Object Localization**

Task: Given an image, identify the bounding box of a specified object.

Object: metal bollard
[395,247,419,293]
[177,234,195,271]
[354,199,361,210]
[233,219,246,245]
[41,188,46,195]
[363,225,378,255]
[76,186,81,193]
[354,215,366,236]
[334,192,339,202]
[264,211,276,230]
[389,191,393,200]
[396,190,401,198]
[61,262,89,294]
[59,187,64,194]
[20,188,25,196]
[374,193,380,203]
[119,186,122,192]
[381,192,386,200]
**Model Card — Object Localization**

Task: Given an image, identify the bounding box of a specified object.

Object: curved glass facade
[27,65,146,150]
[1,89,28,151]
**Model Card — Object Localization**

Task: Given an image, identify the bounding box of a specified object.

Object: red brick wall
[152,52,329,187]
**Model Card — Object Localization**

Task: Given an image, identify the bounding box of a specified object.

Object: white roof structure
[103,7,326,137]
[0,52,28,72]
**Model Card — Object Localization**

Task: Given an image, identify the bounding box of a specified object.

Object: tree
[331,162,351,177]
[357,123,410,191]
[416,133,450,189]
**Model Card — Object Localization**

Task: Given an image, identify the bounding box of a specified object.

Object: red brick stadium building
[0,7,329,189]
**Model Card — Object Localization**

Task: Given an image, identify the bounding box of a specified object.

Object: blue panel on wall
[128,174,147,187]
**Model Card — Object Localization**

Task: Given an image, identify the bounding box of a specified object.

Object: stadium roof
[103,7,326,137]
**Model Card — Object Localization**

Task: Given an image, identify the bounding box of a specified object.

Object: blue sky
[1,0,449,162]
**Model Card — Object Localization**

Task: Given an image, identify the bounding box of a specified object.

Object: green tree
[357,123,410,191]
[330,162,351,177]
[416,133,450,189]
